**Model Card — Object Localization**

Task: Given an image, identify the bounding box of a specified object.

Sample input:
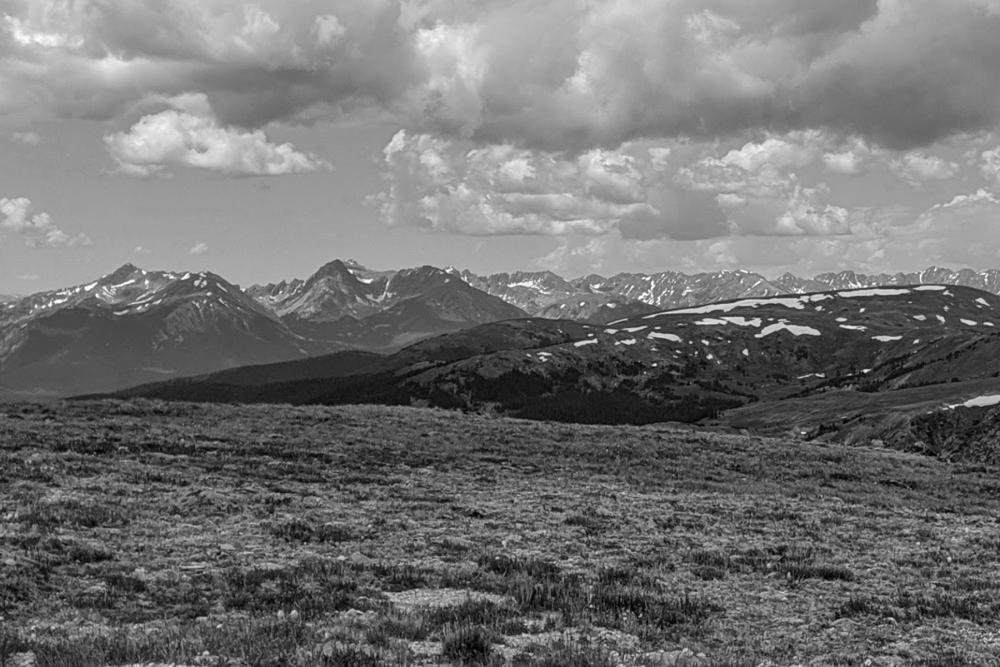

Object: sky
[4,1,1000,294]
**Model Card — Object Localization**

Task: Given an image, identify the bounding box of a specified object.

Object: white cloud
[981,147,1000,186]
[535,191,1000,278]
[719,132,823,172]
[822,138,876,175]
[133,245,152,256]
[0,196,90,248]
[105,94,329,177]
[676,136,850,237]
[379,129,859,242]
[375,130,660,236]
[889,151,960,185]
[937,188,1000,209]
[188,242,209,256]
[11,130,40,145]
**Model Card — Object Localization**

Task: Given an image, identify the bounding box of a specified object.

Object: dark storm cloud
[3,0,1000,151]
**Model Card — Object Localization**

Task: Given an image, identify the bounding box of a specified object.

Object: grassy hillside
[2,401,1000,665]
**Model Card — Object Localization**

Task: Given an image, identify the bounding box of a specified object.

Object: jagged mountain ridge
[451,265,1000,315]
[247,260,527,348]
[248,259,1000,323]
[0,264,319,398]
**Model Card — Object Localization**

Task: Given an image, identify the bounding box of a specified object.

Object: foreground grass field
[2,400,1000,666]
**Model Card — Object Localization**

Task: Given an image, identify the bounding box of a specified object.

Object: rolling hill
[116,285,1000,445]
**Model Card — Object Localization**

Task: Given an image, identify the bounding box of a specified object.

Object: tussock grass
[2,400,1000,664]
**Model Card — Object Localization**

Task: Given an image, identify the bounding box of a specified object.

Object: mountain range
[118,284,1000,461]
[7,259,1000,400]
[454,265,1000,314]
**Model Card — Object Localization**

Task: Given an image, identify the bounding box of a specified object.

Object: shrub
[441,623,495,664]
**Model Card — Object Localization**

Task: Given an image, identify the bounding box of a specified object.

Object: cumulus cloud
[537,191,1000,279]
[3,1,1000,151]
[378,129,858,242]
[11,130,40,145]
[822,138,877,175]
[104,93,329,177]
[889,151,960,185]
[8,0,1000,274]
[981,147,1000,186]
[0,196,90,248]
[187,242,209,256]
[375,130,661,236]
[676,134,851,237]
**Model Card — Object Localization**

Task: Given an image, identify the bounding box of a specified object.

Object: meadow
[2,400,999,666]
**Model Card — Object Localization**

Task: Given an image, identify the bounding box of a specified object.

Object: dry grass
[2,399,1000,665]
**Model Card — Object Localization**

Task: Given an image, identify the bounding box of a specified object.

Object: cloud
[4,1,1000,152]
[981,147,1000,186]
[676,134,851,237]
[889,151,960,185]
[378,129,861,242]
[0,196,90,248]
[375,130,660,236]
[822,138,876,175]
[187,242,209,256]
[11,130,40,145]
[536,190,1000,278]
[105,93,329,177]
[133,245,152,256]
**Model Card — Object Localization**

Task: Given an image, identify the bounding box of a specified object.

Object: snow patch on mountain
[754,323,821,338]
[648,332,682,343]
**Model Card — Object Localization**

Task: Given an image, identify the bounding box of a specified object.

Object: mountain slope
[0,264,317,397]
[249,262,528,349]
[456,265,1000,318]
[119,285,1000,433]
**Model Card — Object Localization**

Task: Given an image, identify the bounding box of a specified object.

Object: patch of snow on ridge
[648,332,682,343]
[837,288,911,298]
[912,315,927,321]
[950,394,1000,409]
[615,338,637,346]
[622,326,647,333]
[976,298,991,308]
[754,323,821,338]
[913,285,947,292]
[839,324,867,331]
[694,316,762,327]
[648,294,831,317]
[873,335,903,342]
[574,339,598,347]
[961,319,979,326]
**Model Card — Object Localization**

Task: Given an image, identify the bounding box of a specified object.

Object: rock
[645,648,707,666]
